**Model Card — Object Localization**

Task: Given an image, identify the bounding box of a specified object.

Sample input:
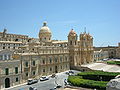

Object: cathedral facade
[68,29,93,68]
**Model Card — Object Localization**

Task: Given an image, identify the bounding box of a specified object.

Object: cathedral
[0,22,93,89]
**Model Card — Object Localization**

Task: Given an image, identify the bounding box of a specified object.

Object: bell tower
[68,29,78,69]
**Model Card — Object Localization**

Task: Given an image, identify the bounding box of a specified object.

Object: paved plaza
[82,62,120,72]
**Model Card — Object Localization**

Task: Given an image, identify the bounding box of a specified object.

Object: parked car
[106,78,120,90]
[55,85,62,89]
[65,72,69,75]
[51,74,56,78]
[115,75,120,79]
[29,87,37,90]
[27,79,38,85]
[40,76,49,81]
[69,70,74,74]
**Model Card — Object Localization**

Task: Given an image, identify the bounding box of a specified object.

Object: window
[16,77,18,82]
[33,71,35,75]
[75,41,76,45]
[60,56,62,62]
[0,55,3,60]
[4,54,7,60]
[26,72,28,77]
[65,56,67,61]
[5,68,9,75]
[33,61,35,66]
[8,55,11,60]
[3,47,5,49]
[25,62,28,67]
[32,49,34,51]
[61,66,62,69]
[49,57,52,63]
[50,68,52,71]
[55,57,57,62]
[15,39,18,41]
[43,69,45,73]
[70,41,72,45]
[15,67,18,74]
[43,59,45,64]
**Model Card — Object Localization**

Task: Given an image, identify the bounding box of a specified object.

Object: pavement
[81,62,120,72]
[63,88,92,90]
[4,70,81,90]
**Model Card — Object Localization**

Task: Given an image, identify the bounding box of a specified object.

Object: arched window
[70,41,72,45]
[43,59,45,64]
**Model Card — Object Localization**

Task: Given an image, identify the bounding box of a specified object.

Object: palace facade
[0,22,93,89]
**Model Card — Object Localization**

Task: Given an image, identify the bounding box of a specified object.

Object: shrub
[68,76,107,90]
[77,71,120,81]
[107,61,120,65]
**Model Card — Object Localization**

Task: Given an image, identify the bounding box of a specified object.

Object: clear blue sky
[0,0,120,46]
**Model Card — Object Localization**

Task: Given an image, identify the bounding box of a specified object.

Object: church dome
[39,22,52,42]
[39,22,51,34]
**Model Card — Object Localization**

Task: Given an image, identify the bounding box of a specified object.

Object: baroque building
[0,22,93,89]
[68,29,93,69]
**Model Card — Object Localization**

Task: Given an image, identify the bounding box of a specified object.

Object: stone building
[116,43,120,59]
[0,22,94,89]
[93,50,109,61]
[0,50,22,89]
[94,42,120,59]
[0,29,28,42]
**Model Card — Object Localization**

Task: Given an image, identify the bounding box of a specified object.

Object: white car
[115,75,120,79]
[40,76,49,81]
[27,79,38,85]
[106,78,120,90]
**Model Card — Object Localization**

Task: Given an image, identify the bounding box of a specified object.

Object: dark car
[51,74,56,78]
[69,70,74,74]
[65,72,69,75]
[29,87,37,90]
[55,85,62,88]
[50,85,62,90]
[27,79,38,85]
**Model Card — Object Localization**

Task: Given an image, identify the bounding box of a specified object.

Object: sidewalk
[2,82,27,90]
[59,87,93,90]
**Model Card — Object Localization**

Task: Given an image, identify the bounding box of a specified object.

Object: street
[7,70,80,90]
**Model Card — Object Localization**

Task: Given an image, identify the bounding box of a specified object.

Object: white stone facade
[0,22,94,89]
